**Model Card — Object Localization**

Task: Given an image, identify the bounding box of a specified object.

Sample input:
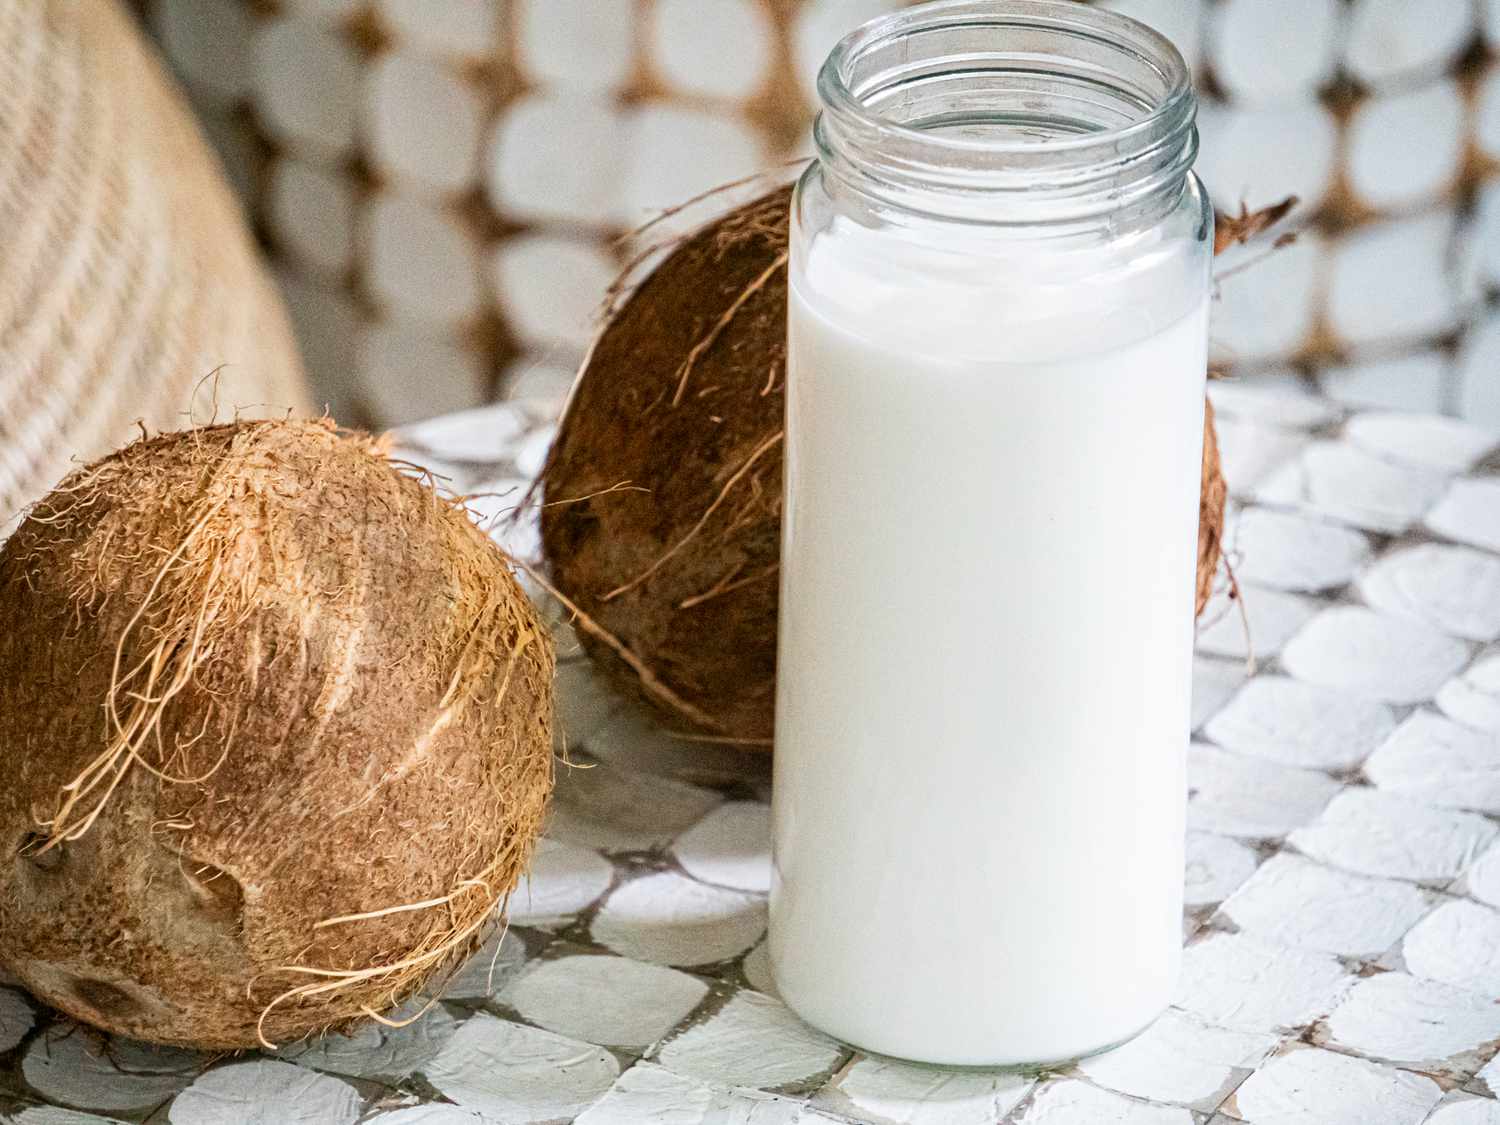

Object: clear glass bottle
[770,0,1212,1067]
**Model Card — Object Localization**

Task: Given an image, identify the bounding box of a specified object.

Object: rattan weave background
[140,0,1500,429]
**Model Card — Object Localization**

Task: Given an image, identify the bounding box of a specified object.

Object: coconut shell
[1198,397,1227,618]
[541,185,1233,744]
[0,419,553,1049]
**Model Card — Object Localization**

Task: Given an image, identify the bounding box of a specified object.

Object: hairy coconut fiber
[0,0,310,524]
[0,420,553,1049]
[541,184,1247,744]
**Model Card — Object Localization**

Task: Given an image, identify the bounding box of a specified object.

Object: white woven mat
[4,383,1500,1125]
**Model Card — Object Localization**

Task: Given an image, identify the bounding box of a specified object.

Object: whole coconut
[541,185,1233,743]
[0,420,553,1048]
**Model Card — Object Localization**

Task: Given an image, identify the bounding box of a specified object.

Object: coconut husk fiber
[0,0,310,526]
[540,184,1295,744]
[0,419,553,1049]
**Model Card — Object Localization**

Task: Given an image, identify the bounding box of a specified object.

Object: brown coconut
[541,184,1286,744]
[0,419,553,1048]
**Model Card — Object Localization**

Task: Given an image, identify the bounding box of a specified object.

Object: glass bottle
[771,0,1212,1067]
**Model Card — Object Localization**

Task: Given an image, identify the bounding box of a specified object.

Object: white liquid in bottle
[770,214,1208,1065]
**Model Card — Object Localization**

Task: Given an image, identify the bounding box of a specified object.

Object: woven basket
[0,0,310,523]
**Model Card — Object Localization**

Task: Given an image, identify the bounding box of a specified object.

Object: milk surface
[770,216,1208,1065]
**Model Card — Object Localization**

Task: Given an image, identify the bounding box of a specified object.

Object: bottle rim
[813,0,1199,221]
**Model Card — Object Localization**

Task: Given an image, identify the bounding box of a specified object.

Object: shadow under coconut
[552,651,772,790]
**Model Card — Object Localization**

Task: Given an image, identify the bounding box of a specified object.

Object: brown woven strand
[0,0,310,525]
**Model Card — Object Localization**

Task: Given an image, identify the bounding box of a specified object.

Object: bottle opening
[815,0,1198,222]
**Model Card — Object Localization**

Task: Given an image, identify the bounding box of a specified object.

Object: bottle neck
[813,0,1199,230]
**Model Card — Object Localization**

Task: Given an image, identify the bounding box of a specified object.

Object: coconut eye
[73,978,139,1019]
[17,832,62,872]
[184,861,244,928]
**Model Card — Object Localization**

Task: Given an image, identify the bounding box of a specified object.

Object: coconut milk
[769,215,1208,1066]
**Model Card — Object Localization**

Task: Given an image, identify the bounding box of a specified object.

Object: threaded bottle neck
[814,0,1199,227]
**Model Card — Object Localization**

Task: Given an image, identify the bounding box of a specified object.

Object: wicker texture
[0,0,309,525]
